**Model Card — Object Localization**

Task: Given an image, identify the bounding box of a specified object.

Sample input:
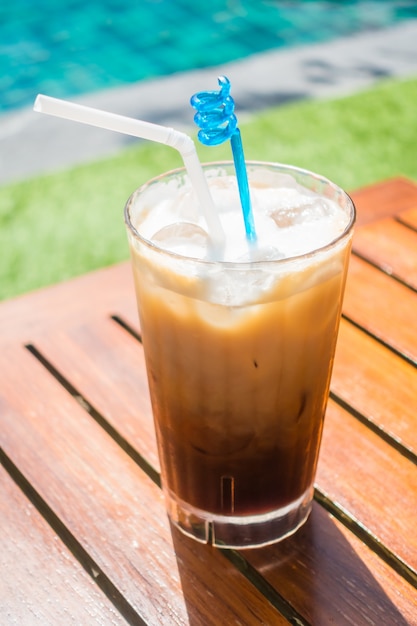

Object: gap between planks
[0,449,147,626]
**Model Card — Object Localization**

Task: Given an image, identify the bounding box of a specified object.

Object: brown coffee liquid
[133,239,350,519]
[153,392,326,516]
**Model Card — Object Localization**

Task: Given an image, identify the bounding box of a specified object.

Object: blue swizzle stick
[190,76,257,242]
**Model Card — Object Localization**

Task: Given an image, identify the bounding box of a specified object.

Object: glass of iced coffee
[125,161,355,548]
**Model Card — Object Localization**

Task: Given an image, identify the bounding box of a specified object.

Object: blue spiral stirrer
[190,76,256,242]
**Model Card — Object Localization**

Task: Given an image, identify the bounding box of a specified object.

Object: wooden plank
[332,319,417,455]
[0,178,416,625]
[0,346,288,626]
[2,349,415,625]
[318,400,417,572]
[30,317,159,471]
[0,261,136,344]
[244,502,417,626]
[18,314,417,588]
[352,218,417,289]
[342,255,417,363]
[350,177,417,226]
[0,466,129,625]
[23,303,417,570]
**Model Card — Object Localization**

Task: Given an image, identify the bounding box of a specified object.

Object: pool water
[1,0,417,113]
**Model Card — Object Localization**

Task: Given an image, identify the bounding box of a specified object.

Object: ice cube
[151,222,210,259]
[237,245,285,263]
[270,194,334,228]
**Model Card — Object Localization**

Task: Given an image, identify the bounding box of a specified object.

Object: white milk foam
[137,169,349,263]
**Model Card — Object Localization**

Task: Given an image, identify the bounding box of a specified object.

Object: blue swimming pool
[1,0,417,113]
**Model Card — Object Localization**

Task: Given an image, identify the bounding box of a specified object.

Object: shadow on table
[170,502,411,625]
[169,522,282,625]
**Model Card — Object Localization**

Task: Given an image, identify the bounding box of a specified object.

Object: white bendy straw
[34,94,225,246]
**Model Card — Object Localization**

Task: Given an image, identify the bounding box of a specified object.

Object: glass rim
[124,160,356,268]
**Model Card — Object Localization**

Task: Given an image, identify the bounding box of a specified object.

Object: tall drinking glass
[124,161,355,548]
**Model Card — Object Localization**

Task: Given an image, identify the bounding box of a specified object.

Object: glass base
[165,485,313,549]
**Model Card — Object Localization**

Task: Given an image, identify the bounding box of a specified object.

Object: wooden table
[1,177,417,625]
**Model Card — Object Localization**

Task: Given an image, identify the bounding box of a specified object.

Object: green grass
[1,76,417,301]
